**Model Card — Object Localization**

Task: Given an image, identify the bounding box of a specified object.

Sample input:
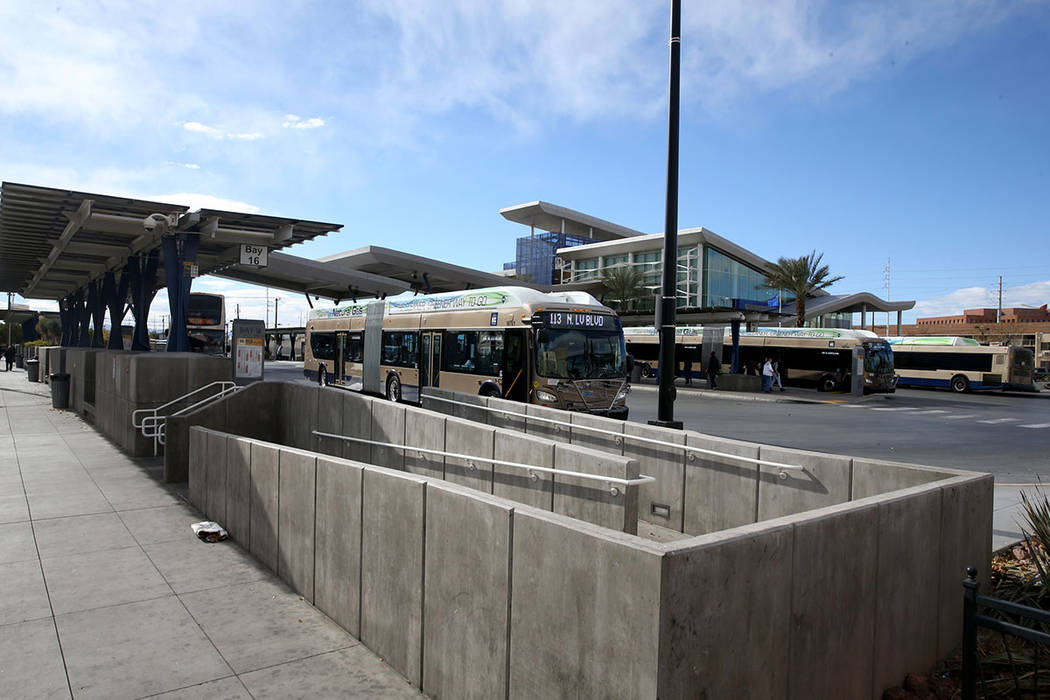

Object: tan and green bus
[304,286,630,417]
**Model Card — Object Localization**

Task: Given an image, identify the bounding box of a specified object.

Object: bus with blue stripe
[886,337,1035,392]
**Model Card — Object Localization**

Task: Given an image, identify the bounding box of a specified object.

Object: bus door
[501,329,528,402]
[334,332,348,383]
[420,331,442,388]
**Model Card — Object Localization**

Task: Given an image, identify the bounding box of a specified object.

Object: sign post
[232,319,266,386]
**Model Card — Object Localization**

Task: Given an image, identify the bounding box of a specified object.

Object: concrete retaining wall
[172,383,641,533]
[419,388,966,537]
[189,427,993,699]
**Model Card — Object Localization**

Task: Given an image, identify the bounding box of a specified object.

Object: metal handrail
[421,393,804,476]
[131,381,241,455]
[311,430,655,495]
[132,381,237,429]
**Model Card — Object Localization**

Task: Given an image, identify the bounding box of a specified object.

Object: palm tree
[601,265,646,313]
[763,251,844,327]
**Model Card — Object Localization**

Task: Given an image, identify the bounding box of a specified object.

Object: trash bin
[25,359,39,382]
[50,373,70,409]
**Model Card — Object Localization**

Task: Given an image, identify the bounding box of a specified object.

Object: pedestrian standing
[682,347,693,386]
[706,351,721,389]
[761,356,775,393]
[773,359,784,391]
[3,344,15,371]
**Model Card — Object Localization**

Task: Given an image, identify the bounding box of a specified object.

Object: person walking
[682,347,693,386]
[706,351,721,389]
[773,358,785,391]
[3,344,15,371]
[761,356,775,393]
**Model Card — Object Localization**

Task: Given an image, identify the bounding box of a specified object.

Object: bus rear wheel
[386,375,402,402]
[818,375,837,392]
[319,366,328,387]
[950,375,969,393]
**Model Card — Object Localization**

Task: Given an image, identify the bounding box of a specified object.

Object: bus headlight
[614,386,630,403]
[535,389,557,403]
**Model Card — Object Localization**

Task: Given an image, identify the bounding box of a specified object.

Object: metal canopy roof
[499,201,644,241]
[0,182,342,300]
[317,245,549,295]
[784,292,915,317]
[214,251,410,302]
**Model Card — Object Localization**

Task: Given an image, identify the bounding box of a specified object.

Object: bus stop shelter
[0,182,344,352]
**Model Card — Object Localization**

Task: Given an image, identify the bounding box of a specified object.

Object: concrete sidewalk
[0,367,422,700]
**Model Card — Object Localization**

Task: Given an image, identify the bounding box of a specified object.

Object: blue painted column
[21,314,40,342]
[162,233,199,352]
[88,280,106,347]
[75,289,92,347]
[58,296,72,346]
[126,251,159,351]
[103,269,131,349]
[730,319,741,374]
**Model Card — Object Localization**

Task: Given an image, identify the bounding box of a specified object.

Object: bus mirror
[537,329,549,344]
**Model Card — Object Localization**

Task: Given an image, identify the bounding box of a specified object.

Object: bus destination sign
[533,311,615,329]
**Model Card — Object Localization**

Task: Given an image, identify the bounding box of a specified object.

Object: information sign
[231,319,266,385]
[531,310,618,330]
[239,244,268,268]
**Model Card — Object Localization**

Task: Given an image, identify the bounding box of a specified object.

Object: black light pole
[650,0,683,429]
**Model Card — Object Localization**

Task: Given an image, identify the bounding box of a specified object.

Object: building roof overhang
[787,292,915,318]
[318,245,551,296]
[499,201,645,241]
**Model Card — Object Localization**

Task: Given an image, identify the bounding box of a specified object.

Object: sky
[2,0,1049,329]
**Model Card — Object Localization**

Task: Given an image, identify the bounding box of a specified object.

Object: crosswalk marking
[978,418,1019,424]
[870,407,915,411]
[909,409,950,415]
[1019,423,1050,429]
[942,415,978,420]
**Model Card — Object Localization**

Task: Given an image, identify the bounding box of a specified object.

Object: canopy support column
[21,314,40,342]
[162,233,200,353]
[896,310,902,336]
[730,319,741,374]
[59,296,72,347]
[75,288,92,347]
[88,279,106,347]
[860,304,867,330]
[126,251,159,351]
[103,269,131,350]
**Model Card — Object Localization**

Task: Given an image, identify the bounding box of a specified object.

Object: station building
[500,200,913,331]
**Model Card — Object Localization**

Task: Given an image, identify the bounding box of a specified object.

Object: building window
[602,254,628,269]
[573,258,599,281]
[701,247,781,308]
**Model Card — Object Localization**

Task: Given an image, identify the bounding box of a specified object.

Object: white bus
[886,336,1035,392]
[625,326,897,393]
[304,287,630,417]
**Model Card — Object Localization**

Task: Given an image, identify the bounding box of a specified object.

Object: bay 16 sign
[239,244,269,268]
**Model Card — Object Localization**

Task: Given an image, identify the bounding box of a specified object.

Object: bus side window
[381,331,419,368]
[347,332,363,362]
[310,332,336,360]
[443,331,478,373]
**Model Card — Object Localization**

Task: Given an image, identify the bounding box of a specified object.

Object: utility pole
[997,276,1003,323]
[6,292,12,346]
[651,0,683,430]
[274,297,280,328]
[236,303,240,320]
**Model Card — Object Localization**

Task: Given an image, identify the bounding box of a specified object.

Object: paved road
[628,385,1050,482]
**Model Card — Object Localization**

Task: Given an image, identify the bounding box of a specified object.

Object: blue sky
[2,0,1048,329]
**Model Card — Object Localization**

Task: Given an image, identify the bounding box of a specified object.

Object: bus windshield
[188,295,223,326]
[535,329,626,379]
[864,342,894,376]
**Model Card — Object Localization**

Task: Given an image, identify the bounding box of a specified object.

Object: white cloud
[913,281,1050,318]
[227,132,264,141]
[166,161,200,170]
[182,121,222,137]
[282,116,325,129]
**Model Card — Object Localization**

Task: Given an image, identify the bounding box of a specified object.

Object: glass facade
[513,232,593,285]
[701,247,778,308]
[806,312,852,329]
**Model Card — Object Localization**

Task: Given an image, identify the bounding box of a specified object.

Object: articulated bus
[624,326,897,393]
[187,292,227,355]
[886,336,1035,392]
[304,287,630,417]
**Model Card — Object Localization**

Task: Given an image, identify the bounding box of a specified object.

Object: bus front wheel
[950,375,969,393]
[386,375,402,402]
[319,366,328,387]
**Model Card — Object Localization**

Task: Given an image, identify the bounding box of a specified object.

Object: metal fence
[964,567,1050,699]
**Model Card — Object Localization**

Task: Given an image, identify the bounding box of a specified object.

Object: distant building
[501,200,914,329]
[916,304,1050,325]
